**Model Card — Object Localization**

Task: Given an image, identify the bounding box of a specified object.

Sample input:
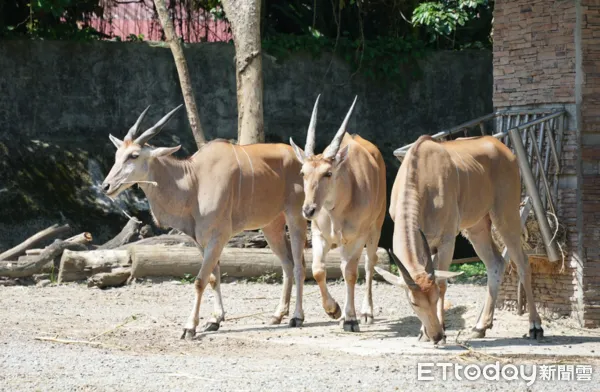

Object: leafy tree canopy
[1,0,493,50]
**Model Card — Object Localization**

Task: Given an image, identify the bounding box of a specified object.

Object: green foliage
[1,0,493,54]
[255,272,280,284]
[1,0,103,40]
[181,273,195,284]
[450,260,487,284]
[50,265,57,284]
[411,0,493,49]
[389,260,487,285]
[390,260,486,278]
[449,261,486,276]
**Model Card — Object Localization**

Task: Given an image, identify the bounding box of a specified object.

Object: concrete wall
[0,40,493,250]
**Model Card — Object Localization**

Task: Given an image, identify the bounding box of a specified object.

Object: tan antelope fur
[289,95,386,332]
[375,135,543,344]
[102,105,308,340]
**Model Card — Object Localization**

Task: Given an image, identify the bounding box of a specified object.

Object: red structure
[89,0,232,42]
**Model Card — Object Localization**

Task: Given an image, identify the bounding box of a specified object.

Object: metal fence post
[509,127,561,262]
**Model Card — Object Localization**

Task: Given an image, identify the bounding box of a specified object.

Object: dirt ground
[2,279,600,391]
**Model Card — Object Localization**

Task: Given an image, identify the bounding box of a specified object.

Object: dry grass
[491,209,567,265]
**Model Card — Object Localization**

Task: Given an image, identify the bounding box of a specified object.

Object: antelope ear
[289,137,306,164]
[150,145,181,158]
[109,134,123,149]
[434,270,463,280]
[375,266,408,289]
[334,144,350,167]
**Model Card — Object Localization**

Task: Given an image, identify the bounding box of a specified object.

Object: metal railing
[393,108,567,263]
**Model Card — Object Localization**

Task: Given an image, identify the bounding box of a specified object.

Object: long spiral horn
[323,95,358,159]
[304,94,321,157]
[124,105,151,142]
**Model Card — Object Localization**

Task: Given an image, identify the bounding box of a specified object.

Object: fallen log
[0,223,70,261]
[97,218,142,250]
[18,255,37,263]
[16,233,93,273]
[0,240,88,278]
[116,234,197,250]
[17,255,55,274]
[129,245,391,280]
[65,232,93,245]
[87,267,131,289]
[57,249,131,283]
[23,233,91,258]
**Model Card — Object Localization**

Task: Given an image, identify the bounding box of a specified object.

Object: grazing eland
[289,95,387,332]
[375,135,544,344]
[102,105,308,339]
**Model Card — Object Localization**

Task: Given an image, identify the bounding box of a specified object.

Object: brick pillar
[578,1,600,327]
[492,1,592,324]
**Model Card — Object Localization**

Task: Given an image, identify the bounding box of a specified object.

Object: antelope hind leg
[203,261,225,332]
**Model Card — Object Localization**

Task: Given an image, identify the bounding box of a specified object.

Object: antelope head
[374,230,463,344]
[289,95,357,220]
[102,105,183,198]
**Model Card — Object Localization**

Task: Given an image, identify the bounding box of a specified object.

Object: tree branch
[153,0,207,149]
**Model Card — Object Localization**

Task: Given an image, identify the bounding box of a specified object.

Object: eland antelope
[102,105,308,339]
[375,134,544,344]
[289,95,387,332]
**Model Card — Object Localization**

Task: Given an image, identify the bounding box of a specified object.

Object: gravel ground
[1,279,600,391]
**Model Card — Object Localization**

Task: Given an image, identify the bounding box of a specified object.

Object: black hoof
[180,328,196,340]
[289,317,304,328]
[203,322,220,332]
[360,314,374,325]
[343,320,360,332]
[528,327,544,341]
[326,303,342,320]
[269,316,283,325]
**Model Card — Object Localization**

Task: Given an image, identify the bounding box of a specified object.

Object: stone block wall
[493,1,576,107]
[0,40,493,250]
[497,256,575,318]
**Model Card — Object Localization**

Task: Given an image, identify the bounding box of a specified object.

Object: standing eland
[289,95,387,332]
[375,134,544,344]
[101,105,308,340]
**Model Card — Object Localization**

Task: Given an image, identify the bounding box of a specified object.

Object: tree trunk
[129,245,391,280]
[116,234,197,249]
[153,0,206,149]
[87,268,131,289]
[97,218,141,250]
[220,0,264,144]
[58,249,131,283]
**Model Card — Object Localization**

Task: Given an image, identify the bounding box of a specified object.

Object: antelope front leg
[182,237,227,340]
[287,215,308,327]
[311,230,340,320]
[432,240,455,344]
[340,242,363,332]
